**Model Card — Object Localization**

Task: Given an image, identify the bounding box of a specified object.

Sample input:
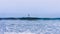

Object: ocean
[0,20,60,34]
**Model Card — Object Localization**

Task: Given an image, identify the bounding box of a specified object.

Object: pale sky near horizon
[0,0,60,18]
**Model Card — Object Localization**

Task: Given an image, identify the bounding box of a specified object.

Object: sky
[0,0,60,18]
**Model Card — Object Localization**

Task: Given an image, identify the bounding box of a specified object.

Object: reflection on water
[0,20,60,34]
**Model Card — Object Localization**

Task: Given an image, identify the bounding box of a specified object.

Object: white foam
[4,32,35,34]
[4,30,36,34]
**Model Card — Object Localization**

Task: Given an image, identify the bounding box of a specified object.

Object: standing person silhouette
[28,14,30,17]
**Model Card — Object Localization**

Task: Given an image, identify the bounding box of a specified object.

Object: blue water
[0,20,60,34]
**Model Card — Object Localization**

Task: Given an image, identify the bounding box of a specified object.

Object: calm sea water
[0,20,60,34]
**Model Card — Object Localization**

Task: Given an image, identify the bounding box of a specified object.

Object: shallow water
[0,20,60,34]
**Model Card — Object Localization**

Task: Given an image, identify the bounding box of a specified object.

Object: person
[28,14,30,17]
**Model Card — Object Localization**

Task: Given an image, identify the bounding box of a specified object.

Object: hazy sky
[0,0,60,18]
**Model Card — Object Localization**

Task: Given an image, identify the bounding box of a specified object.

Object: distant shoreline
[0,17,60,20]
